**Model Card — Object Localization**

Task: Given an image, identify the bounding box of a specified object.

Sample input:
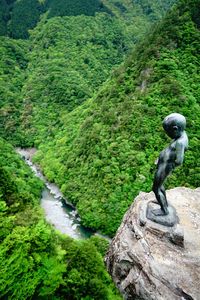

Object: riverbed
[16,148,93,239]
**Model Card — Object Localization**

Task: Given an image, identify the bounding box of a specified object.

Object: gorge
[0,0,200,299]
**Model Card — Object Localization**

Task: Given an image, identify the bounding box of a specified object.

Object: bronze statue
[147,113,188,225]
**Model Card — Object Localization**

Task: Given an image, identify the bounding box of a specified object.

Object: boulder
[105,187,200,300]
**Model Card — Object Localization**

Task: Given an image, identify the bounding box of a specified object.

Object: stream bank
[16,148,93,239]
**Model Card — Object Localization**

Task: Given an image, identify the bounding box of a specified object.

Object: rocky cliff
[106,187,200,300]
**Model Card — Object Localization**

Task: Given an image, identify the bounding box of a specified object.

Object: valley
[0,0,199,299]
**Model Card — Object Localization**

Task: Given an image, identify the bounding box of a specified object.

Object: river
[16,148,93,239]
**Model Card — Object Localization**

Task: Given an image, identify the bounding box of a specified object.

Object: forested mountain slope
[0,0,175,38]
[33,0,200,235]
[0,138,121,299]
[19,13,130,145]
[103,0,175,42]
[8,0,109,39]
[0,0,191,298]
[0,37,28,144]
[0,0,8,35]
[1,0,176,145]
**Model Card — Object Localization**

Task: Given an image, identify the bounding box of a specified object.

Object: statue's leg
[152,166,169,215]
[160,185,168,207]
[152,185,169,215]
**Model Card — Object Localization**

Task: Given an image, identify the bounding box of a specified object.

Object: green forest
[0,0,200,298]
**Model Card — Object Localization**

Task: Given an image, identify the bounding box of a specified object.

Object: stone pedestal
[139,194,184,247]
[105,187,200,300]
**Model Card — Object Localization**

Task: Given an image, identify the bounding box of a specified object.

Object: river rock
[105,187,200,300]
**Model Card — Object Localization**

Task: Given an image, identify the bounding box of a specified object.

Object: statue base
[146,202,178,227]
[139,194,184,248]
[106,188,200,300]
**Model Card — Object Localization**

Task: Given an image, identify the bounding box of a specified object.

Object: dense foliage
[47,0,109,18]
[1,0,199,298]
[0,0,175,39]
[103,0,176,43]
[1,0,174,143]
[32,0,200,235]
[18,12,131,145]
[0,37,28,144]
[8,0,47,39]
[0,138,121,299]
[7,0,109,39]
[0,0,8,35]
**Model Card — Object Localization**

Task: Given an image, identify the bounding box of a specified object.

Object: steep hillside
[46,0,110,18]
[102,0,176,43]
[8,0,47,39]
[1,1,191,298]
[0,37,28,144]
[33,0,200,235]
[1,0,175,39]
[0,138,121,299]
[8,0,109,39]
[19,13,130,145]
[0,0,176,146]
[0,0,8,35]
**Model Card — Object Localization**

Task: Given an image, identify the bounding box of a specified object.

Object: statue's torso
[158,131,188,166]
[158,143,176,165]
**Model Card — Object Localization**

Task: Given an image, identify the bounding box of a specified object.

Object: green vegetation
[19,12,130,145]
[2,0,199,237]
[32,0,200,235]
[0,0,8,36]
[7,0,176,145]
[7,0,109,39]
[102,0,176,44]
[47,0,109,18]
[0,139,43,209]
[1,0,200,298]
[0,37,28,144]
[0,0,175,39]
[8,0,47,39]
[0,138,121,299]
[1,0,175,143]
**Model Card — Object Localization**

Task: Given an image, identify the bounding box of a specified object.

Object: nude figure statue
[147,113,188,224]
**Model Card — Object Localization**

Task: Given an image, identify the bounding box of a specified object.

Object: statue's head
[163,113,186,139]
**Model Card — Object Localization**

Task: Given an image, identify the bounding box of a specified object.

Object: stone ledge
[106,187,200,300]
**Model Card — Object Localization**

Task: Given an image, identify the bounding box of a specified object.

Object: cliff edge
[105,187,200,300]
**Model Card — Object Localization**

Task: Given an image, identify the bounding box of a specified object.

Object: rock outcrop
[105,187,200,300]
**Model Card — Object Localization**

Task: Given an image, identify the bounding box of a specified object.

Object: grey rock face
[105,187,200,300]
